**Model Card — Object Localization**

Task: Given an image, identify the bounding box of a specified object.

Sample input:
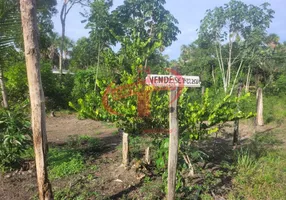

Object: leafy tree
[70,0,177,88]
[0,0,57,108]
[112,0,180,47]
[115,30,164,74]
[86,0,114,89]
[70,37,97,69]
[9,0,58,55]
[109,0,180,72]
[87,0,115,47]
[252,34,286,91]
[198,0,274,95]
[37,0,57,58]
[179,41,216,88]
[46,33,74,69]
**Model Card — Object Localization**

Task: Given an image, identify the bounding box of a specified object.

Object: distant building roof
[52,69,75,75]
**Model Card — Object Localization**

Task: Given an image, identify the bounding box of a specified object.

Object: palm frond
[0,0,20,51]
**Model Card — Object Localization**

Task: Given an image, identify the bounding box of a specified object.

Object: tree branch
[229,59,244,95]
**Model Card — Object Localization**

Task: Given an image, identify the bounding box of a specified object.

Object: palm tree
[266,33,280,50]
[49,32,74,70]
[0,0,21,108]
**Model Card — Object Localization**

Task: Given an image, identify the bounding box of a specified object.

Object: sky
[52,0,286,60]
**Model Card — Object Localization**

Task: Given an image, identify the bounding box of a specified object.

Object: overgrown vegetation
[229,131,286,199]
[0,108,31,171]
[120,124,286,199]
[1,0,286,199]
[48,148,85,180]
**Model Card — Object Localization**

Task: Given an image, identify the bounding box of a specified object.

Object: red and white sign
[145,74,201,87]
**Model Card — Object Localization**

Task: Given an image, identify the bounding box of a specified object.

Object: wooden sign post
[168,84,179,199]
[146,70,200,200]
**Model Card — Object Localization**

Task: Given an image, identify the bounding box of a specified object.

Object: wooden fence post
[256,88,264,126]
[201,86,205,96]
[145,147,151,165]
[145,67,200,200]
[122,132,129,167]
[167,68,179,200]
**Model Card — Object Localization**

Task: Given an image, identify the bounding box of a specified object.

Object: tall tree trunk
[255,73,260,88]
[227,35,233,86]
[60,23,65,75]
[94,44,100,92]
[60,2,67,76]
[229,59,244,96]
[215,44,227,93]
[20,0,53,199]
[211,64,216,85]
[0,67,8,108]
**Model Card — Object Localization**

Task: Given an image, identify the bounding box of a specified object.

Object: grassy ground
[47,127,286,199]
[227,130,286,200]
[2,117,286,200]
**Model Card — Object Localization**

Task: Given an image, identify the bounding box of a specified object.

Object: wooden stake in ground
[167,76,179,200]
[145,147,151,165]
[20,0,53,199]
[201,86,205,96]
[122,132,129,167]
[0,68,8,108]
[256,87,264,126]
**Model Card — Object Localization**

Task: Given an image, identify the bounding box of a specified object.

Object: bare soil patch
[46,113,117,144]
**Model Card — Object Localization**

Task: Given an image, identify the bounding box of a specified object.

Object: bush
[41,62,74,110]
[0,108,32,170]
[70,68,254,135]
[263,95,286,124]
[5,62,28,103]
[4,61,74,110]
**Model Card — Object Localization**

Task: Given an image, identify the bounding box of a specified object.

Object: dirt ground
[0,113,283,200]
[0,113,122,200]
[46,113,118,143]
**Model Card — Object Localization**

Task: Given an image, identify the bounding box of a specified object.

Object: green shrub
[41,63,74,110]
[264,95,286,124]
[265,74,286,96]
[70,69,255,196]
[5,62,28,102]
[4,61,74,110]
[0,109,32,170]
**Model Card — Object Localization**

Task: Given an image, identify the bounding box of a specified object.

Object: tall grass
[229,130,286,199]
